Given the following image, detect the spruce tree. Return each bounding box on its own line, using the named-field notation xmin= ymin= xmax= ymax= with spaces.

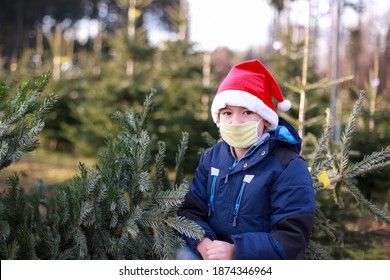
xmin=0 ymin=72 xmax=57 ymax=170
xmin=307 ymin=90 xmax=390 ymax=259
xmin=0 ymin=72 xmax=57 ymax=259
xmin=0 ymin=75 xmax=204 ymax=259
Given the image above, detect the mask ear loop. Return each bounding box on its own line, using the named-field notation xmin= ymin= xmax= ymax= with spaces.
xmin=255 ymin=118 xmax=263 ymax=139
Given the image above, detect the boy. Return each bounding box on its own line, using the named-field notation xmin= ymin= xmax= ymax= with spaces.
xmin=177 ymin=59 xmax=315 ymax=260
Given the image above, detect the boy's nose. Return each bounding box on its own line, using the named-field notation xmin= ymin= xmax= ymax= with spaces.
xmin=230 ymin=115 xmax=244 ymax=125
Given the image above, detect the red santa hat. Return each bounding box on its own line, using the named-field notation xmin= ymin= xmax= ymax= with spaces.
xmin=211 ymin=59 xmax=291 ymax=130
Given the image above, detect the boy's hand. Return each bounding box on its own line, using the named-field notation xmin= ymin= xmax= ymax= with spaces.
xmin=197 ymin=238 xmax=235 ymax=260
xmin=196 ymin=237 xmax=213 ymax=260
xmin=206 ymin=240 xmax=235 ymax=260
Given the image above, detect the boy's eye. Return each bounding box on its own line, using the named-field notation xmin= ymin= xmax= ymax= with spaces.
xmin=221 ymin=111 xmax=231 ymax=116
xmin=244 ymin=111 xmax=253 ymax=115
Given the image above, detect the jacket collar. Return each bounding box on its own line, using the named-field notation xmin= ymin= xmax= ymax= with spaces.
xmin=223 ymin=117 xmax=301 ymax=174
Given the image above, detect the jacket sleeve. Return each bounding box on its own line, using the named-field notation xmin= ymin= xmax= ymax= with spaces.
xmin=177 ymin=152 xmax=218 ymax=252
xmin=231 ymin=157 xmax=315 ymax=259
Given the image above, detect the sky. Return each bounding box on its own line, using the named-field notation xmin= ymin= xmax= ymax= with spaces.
xmin=185 ymin=0 xmax=390 ymax=52
xmin=187 ymin=0 xmax=273 ymax=51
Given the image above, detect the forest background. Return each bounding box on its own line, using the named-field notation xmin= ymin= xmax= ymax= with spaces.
xmin=0 ymin=0 xmax=389 ymax=259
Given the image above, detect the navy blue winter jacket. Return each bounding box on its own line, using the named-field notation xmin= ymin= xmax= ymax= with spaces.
xmin=178 ymin=118 xmax=315 ymax=259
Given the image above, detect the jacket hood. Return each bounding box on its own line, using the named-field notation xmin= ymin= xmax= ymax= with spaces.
xmin=268 ymin=117 xmax=302 ymax=154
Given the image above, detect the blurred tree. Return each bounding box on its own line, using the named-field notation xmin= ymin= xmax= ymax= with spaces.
xmin=0 ymin=0 xmax=100 ymax=68
xmin=149 ymin=39 xmax=215 ymax=171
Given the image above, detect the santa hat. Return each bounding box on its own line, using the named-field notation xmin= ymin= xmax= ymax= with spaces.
xmin=211 ymin=59 xmax=291 ymax=130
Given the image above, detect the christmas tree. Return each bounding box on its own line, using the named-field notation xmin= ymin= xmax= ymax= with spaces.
xmin=0 ymin=75 xmax=203 ymax=260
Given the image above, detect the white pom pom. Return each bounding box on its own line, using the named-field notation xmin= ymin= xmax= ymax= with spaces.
xmin=278 ymin=100 xmax=291 ymax=112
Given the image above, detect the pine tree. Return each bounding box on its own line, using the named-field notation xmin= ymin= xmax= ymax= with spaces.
xmin=307 ymin=90 xmax=390 ymax=259
xmin=0 ymin=72 xmax=57 ymax=259
xmin=0 ymin=76 xmax=204 ymax=259
xmin=267 ymin=4 xmax=390 ymax=258
xmin=0 ymin=72 xmax=57 ymax=170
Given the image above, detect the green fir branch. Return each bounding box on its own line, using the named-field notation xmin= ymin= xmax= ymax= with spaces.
xmin=152 ymin=141 xmax=172 ymax=192
xmin=310 ymin=109 xmax=332 ymax=170
xmin=314 ymin=208 xmax=336 ymax=241
xmin=138 ymin=89 xmax=156 ymax=131
xmin=75 ymin=227 xmax=89 ymax=259
xmin=202 ymin=131 xmax=218 ymax=147
xmin=173 ymin=131 xmax=189 ymax=188
xmin=125 ymin=206 xmax=142 ymax=239
xmin=154 ymin=188 xmax=188 ymax=210
xmin=0 ymin=73 xmax=57 ymax=170
xmin=34 ymin=93 xmax=58 ymax=116
xmin=1 ymin=240 xmax=20 ymax=260
xmin=333 ymin=182 xmax=345 ymax=209
xmin=165 ymin=216 xmax=204 ymax=241
xmin=79 ymin=200 xmax=95 ymax=227
xmin=137 ymin=171 xmax=152 ymax=192
xmin=139 ymin=210 xmax=165 ymax=228
xmin=344 ymin=147 xmax=390 ymax=179
xmin=340 ymin=91 xmax=366 ymax=173
xmin=305 ymin=241 xmax=332 ymax=260
xmin=154 ymin=223 xmax=171 ymax=259
xmin=344 ymin=181 xmax=390 ymax=224
xmin=0 ymin=81 xmax=8 ymax=111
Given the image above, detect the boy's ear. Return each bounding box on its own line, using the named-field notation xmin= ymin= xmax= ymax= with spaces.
xmin=215 ymin=113 xmax=221 ymax=127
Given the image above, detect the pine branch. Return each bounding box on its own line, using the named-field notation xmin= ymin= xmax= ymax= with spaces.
xmin=344 ymin=147 xmax=390 ymax=179
xmin=79 ymin=201 xmax=95 ymax=227
xmin=331 ymin=183 xmax=344 ymax=209
xmin=1 ymin=240 xmax=20 ymax=260
xmin=310 ymin=109 xmax=332 ymax=169
xmin=0 ymin=72 xmax=57 ymax=170
xmin=340 ymin=91 xmax=366 ymax=173
xmin=0 ymin=81 xmax=8 ymax=111
xmin=304 ymin=75 xmax=354 ymax=91
xmin=125 ymin=206 xmax=142 ymax=239
xmin=75 ymin=227 xmax=88 ymax=259
xmin=314 ymin=208 xmax=336 ymax=241
xmin=344 ymin=181 xmax=390 ymax=224
xmin=165 ymin=216 xmax=204 ymax=240
xmin=152 ymin=141 xmax=172 ymax=192
xmin=140 ymin=209 xmax=204 ymax=241
xmin=138 ymin=89 xmax=156 ymax=131
xmin=153 ymin=186 xmax=188 ymax=210
xmin=305 ymin=241 xmax=332 ymax=260
xmin=35 ymin=93 xmax=58 ymax=116
xmin=132 ymin=130 xmax=151 ymax=180
xmin=139 ymin=210 xmax=165 ymax=227
xmin=173 ymin=131 xmax=189 ymax=188
xmin=202 ymin=131 xmax=217 ymax=147
xmin=154 ymin=223 xmax=175 ymax=259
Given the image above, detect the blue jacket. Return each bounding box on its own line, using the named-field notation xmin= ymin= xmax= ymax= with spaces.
xmin=178 ymin=118 xmax=315 ymax=259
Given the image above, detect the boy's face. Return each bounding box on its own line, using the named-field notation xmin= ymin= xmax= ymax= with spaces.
xmin=218 ymin=105 xmax=268 ymax=136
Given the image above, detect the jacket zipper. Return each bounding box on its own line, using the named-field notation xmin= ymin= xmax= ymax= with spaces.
xmin=208 ymin=167 xmax=219 ymax=217
xmin=232 ymin=174 xmax=254 ymax=227
xmin=225 ymin=144 xmax=261 ymax=183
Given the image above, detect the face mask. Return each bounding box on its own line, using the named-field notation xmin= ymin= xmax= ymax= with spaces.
xmin=219 ymin=120 xmax=261 ymax=149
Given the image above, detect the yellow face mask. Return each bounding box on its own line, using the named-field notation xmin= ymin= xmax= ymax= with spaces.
xmin=219 ymin=120 xmax=261 ymax=149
